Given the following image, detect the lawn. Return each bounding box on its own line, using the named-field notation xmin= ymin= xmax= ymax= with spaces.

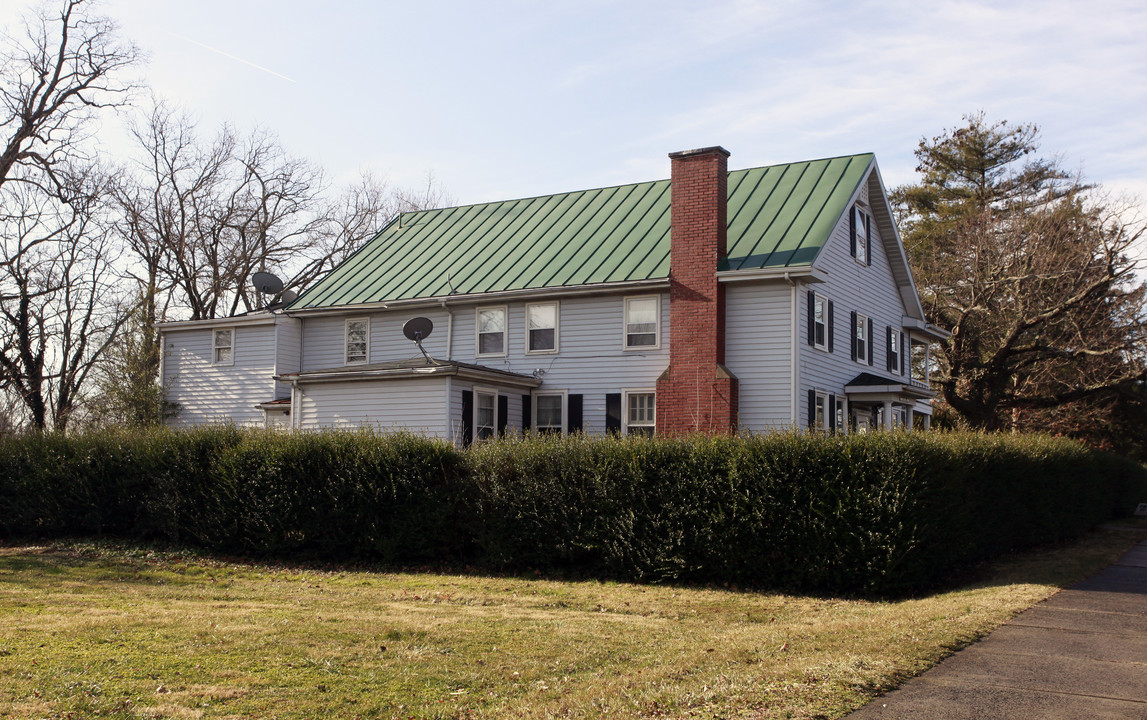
xmin=1 ymin=524 xmax=1144 ymax=720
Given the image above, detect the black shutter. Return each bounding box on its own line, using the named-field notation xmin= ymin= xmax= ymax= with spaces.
xmin=850 ymin=311 xmax=858 ymax=361
xmin=867 ymin=318 xmax=874 ymax=366
xmin=498 ymin=395 xmax=508 ymax=437
xmin=461 ymin=390 xmax=473 ymax=447
xmin=605 ymin=393 xmax=622 ymax=434
xmin=806 ymin=290 xmax=815 ymax=346
xmin=807 ymin=388 xmax=815 ymax=429
xmin=827 ymin=300 xmax=834 ymax=353
xmin=886 ymin=326 xmax=893 ymax=372
xmin=568 ymin=394 xmax=583 ymax=433
xmin=865 ymin=214 xmax=872 ymax=267
xmin=828 ymin=393 xmax=836 ymax=431
xmin=900 ymin=332 xmax=907 ymax=376
xmin=522 ymin=395 xmax=532 ymax=431
xmin=849 ymin=206 xmax=856 ymax=257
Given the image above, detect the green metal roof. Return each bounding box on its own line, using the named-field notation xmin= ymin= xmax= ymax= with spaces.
xmin=292 ymin=153 xmax=874 ymax=309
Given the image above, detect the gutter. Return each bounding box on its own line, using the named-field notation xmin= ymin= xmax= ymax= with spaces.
xmin=717 ymin=266 xmax=828 ymax=284
xmin=276 ymin=364 xmax=542 ymax=390
xmin=284 ymin=278 xmax=671 ymax=317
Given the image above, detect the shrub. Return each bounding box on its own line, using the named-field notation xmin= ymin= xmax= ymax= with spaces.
xmin=1 ymin=428 xmax=1142 ymax=595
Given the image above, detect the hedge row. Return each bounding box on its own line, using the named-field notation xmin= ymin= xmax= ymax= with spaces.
xmin=1 ymin=428 xmax=1143 ymax=595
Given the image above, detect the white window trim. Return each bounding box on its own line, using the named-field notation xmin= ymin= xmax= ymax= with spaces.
xmin=813 ymin=292 xmax=828 ymax=351
xmin=814 ymin=390 xmax=829 ymax=431
xmin=889 ymin=327 xmax=901 ymax=376
xmin=621 ymin=387 xmax=656 ymax=436
xmin=344 ymin=317 xmax=370 ymax=366
xmin=473 ymin=386 xmax=499 ymax=442
xmin=623 ymin=295 xmax=661 ymax=351
xmin=530 ymin=389 xmax=568 ymax=436
xmin=525 ymin=301 xmax=560 ymax=355
xmin=475 ymin=305 xmax=508 ymax=358
xmin=212 ymin=327 xmax=234 ymax=366
xmin=855 ymin=312 xmax=869 ymax=365
xmin=854 ymin=206 xmax=869 ymax=266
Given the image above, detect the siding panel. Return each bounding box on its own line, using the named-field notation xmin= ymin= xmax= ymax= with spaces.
xmin=162 ymin=324 xmax=276 ymax=428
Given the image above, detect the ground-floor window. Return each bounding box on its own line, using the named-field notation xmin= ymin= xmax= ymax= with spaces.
xmin=623 ymin=390 xmax=655 ymax=436
xmin=475 ymin=389 xmax=497 ymax=441
xmin=532 ymin=392 xmax=565 ymax=435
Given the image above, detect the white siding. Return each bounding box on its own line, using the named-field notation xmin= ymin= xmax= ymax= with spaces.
xmin=273 ymin=317 xmax=302 ymax=400
xmin=162 ymin=324 xmax=277 ymax=428
xmin=299 ymin=293 xmax=671 ymax=435
xmin=725 ymin=282 xmax=794 ymax=431
xmin=296 ymin=378 xmax=447 ymax=434
xmin=798 ymin=171 xmax=913 ymax=426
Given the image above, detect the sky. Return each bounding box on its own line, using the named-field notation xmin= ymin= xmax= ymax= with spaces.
xmin=3 ymin=0 xmax=1146 ymax=210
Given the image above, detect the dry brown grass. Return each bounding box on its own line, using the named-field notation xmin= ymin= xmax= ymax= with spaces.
xmin=1 ymin=526 xmax=1142 ymax=719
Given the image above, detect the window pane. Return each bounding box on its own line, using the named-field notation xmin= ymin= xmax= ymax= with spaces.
xmin=213 ymin=329 xmax=232 ymax=348
xmin=627 ymin=298 xmax=656 ymax=325
xmin=478 ymin=332 xmax=504 ymax=354
xmin=214 ymin=347 xmax=232 ymax=363
xmin=529 ymin=328 xmax=555 ymax=351
xmin=536 ymin=395 xmax=562 ymax=428
xmin=477 ymin=393 xmax=495 ymax=439
xmin=527 ymin=304 xmax=555 ymax=330
xmin=478 ymin=309 xmax=505 ymax=334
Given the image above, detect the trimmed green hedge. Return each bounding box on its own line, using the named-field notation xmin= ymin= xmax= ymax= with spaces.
xmin=1 ymin=428 xmax=1143 ymax=595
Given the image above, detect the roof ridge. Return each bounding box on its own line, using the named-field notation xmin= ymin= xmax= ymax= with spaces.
xmin=396 ymin=152 xmax=876 ymax=219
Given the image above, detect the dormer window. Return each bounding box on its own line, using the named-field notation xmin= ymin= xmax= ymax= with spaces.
xmin=852 ymin=206 xmax=871 ymax=266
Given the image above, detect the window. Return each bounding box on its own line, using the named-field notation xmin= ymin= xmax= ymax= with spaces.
xmin=888 ymin=327 xmax=900 ymax=374
xmin=813 ymin=293 xmax=828 ymax=350
xmin=476 ymin=307 xmax=507 ymax=357
xmin=526 ymin=302 xmax=558 ymax=354
xmin=624 ymin=296 xmax=659 ymax=349
xmin=345 ymin=318 xmax=369 ymax=365
xmin=814 ymin=392 xmax=828 ymax=431
xmin=475 ymin=390 xmax=497 ymax=441
xmin=852 ymin=205 xmax=871 ymax=266
xmin=835 ymin=397 xmax=847 ymax=433
xmin=854 ymin=313 xmax=869 ymax=364
xmin=532 ymin=392 xmax=565 ymax=435
xmin=212 ymin=328 xmax=233 ymax=365
xmin=623 ymin=390 xmax=656 ymax=436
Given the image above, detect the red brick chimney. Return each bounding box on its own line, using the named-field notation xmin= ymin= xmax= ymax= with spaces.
xmin=655 ymin=146 xmax=739 ymax=435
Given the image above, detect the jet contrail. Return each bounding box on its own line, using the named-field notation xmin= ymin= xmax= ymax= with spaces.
xmin=168 ymin=32 xmax=296 ymax=84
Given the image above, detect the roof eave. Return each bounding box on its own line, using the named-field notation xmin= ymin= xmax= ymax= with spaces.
xmin=716 ymin=266 xmax=829 ymax=283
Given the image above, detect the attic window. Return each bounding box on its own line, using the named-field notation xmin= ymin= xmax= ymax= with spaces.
xmin=212 ymin=328 xmax=233 ymax=365
xmin=852 ymin=206 xmax=871 ymax=266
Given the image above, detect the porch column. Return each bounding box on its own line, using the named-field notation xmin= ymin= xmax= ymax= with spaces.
xmin=924 ymin=414 xmax=931 ymax=431
xmin=906 ymin=407 xmax=914 ymax=430
xmin=883 ymin=400 xmax=894 ymax=431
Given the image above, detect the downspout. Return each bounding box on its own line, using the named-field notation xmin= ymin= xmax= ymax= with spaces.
xmin=786 ymin=272 xmax=799 ymax=427
xmin=440 ymin=298 xmax=454 ymax=361
xmin=291 ymin=378 xmax=300 ymax=430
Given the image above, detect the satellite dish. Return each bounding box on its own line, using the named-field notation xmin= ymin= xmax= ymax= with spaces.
xmin=251 ymin=271 xmax=284 ymax=295
xmin=403 ymin=317 xmax=434 ymax=342
xmin=403 ymin=317 xmax=435 ymax=365
xmin=280 ymin=289 xmax=298 ymax=303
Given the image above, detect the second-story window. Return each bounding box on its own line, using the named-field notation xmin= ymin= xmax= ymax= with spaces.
xmin=624 ymin=296 xmax=659 ymax=349
xmin=888 ymin=327 xmax=900 ymax=374
xmin=526 ymin=302 xmax=558 ymax=353
xmin=852 ymin=312 xmax=869 ymax=364
xmin=476 ymin=307 xmax=507 ymax=357
xmin=345 ymin=318 xmax=369 ymax=365
xmin=212 ymin=328 xmax=233 ymax=365
xmin=813 ymin=293 xmax=828 ymax=350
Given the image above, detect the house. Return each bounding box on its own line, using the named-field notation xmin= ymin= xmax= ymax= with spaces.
xmin=158 ymin=146 xmax=948 ymax=443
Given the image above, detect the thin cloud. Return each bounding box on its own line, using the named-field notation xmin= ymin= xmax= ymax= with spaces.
xmin=167 ymin=32 xmax=296 ymax=84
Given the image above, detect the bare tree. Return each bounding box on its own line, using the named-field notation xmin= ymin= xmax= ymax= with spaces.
xmin=0 ymin=0 xmax=137 ymax=431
